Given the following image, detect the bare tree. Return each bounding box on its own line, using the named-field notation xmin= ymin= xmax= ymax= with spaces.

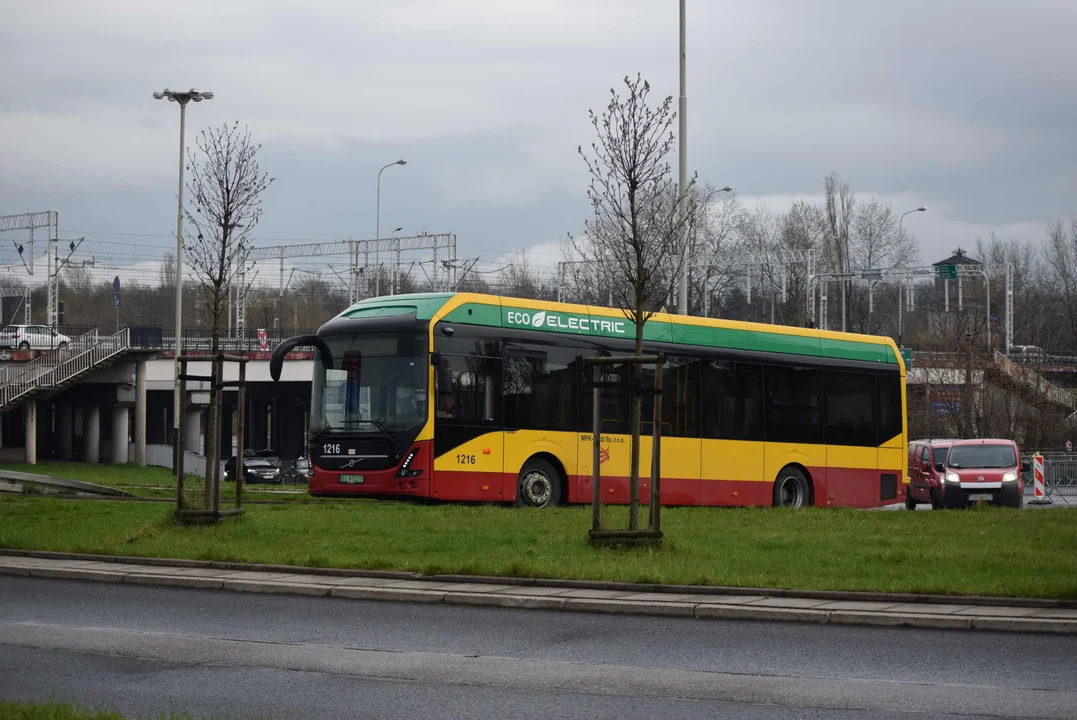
xmin=573 ymin=74 xmax=695 ymax=530
xmin=183 ymin=121 xmax=273 ymax=509
xmin=1042 ymin=218 xmax=1077 ymax=347
xmin=499 ymin=252 xmax=542 ymax=300
xmin=689 ymin=186 xmax=745 ymax=317
xmin=184 ymin=122 xmax=274 ymax=353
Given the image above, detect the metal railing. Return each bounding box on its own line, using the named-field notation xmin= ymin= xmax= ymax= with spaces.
xmin=993 ymin=351 xmax=1077 ymax=412
xmin=0 ymin=328 xmax=130 ymax=409
xmin=158 ymin=327 xmax=320 ymax=353
xmin=1020 ymin=451 xmax=1077 ymax=501
xmin=0 ymin=328 xmax=101 ymax=388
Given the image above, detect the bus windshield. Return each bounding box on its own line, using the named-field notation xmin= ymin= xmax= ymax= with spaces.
xmin=310 ymin=332 xmax=428 ymax=433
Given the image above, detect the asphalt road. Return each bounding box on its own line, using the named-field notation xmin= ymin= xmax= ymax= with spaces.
xmin=1 ymin=577 xmax=1075 ymax=719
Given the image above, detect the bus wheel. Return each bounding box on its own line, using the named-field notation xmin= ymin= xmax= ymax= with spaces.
xmin=516 ymin=458 xmax=562 ymax=509
xmin=773 ymin=467 xmax=810 ymax=508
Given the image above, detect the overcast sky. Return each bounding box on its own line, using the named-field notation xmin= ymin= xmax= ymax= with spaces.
xmin=2 ymin=0 xmax=1075 ymax=282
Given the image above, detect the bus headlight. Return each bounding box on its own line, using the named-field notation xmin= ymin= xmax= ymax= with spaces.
xmin=396 ymin=448 xmax=422 ymax=478
xmin=946 ymin=472 xmax=961 ymax=483
xmin=1002 ymin=471 xmax=1017 ymax=482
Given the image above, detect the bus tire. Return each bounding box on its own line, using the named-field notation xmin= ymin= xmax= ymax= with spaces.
xmin=516 ymin=457 xmax=562 ymax=509
xmin=773 ymin=467 xmax=811 ymax=508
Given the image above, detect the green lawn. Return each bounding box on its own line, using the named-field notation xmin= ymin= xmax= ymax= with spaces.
xmin=2 ymin=495 xmax=1076 ymax=599
xmin=0 ymin=462 xmax=310 ymax=502
xmin=0 ymin=699 xmax=208 ymax=720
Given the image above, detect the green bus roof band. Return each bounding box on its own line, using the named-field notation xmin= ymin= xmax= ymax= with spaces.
xmin=671 ymin=323 xmax=752 ymax=350
xmin=441 ymin=302 xmax=503 ymax=326
xmin=750 ymin=331 xmax=821 ymax=357
xmin=343 ymin=305 xmax=418 ymax=319
xmin=343 ymin=293 xmax=453 ymax=321
xmin=819 ymin=337 xmax=891 ymax=363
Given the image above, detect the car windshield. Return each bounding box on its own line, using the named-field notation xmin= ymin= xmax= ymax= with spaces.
xmin=310 ymin=332 xmax=428 ymax=433
xmin=948 ymin=444 xmax=1016 ymax=469
xmin=244 ymin=459 xmax=273 ymax=468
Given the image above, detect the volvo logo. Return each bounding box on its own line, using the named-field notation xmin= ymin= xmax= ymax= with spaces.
xmin=343 ymin=459 xmax=361 ymax=469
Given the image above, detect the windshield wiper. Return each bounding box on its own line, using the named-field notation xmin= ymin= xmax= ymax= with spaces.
xmin=334 ymin=419 xmax=397 ymax=444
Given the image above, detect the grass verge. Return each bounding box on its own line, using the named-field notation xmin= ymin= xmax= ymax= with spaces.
xmin=0 ymin=699 xmax=218 ymax=719
xmin=2 ymin=495 xmax=1076 ymax=599
xmin=0 ymin=462 xmax=311 ymax=502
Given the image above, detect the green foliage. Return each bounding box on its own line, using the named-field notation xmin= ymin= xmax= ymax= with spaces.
xmin=2 ymin=496 xmax=1075 ymax=599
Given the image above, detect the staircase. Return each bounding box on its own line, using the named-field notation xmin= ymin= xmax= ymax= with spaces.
xmin=0 ymin=328 xmax=131 ymax=413
xmin=988 ymin=350 xmax=1077 ymax=419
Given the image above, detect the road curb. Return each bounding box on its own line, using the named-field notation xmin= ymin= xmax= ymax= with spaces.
xmin=4 ymin=562 xmax=1076 ymax=635
xmin=2 ymin=548 xmax=1071 ymax=610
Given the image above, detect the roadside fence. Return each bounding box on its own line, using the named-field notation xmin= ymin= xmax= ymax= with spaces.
xmin=1020 ymin=451 xmax=1077 ymax=502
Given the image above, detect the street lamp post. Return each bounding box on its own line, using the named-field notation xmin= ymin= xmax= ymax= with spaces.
xmin=153 ymin=87 xmax=212 ymax=468
xmin=676 ymin=0 xmax=689 ymax=315
xmin=896 ymin=206 xmax=926 ymax=346
xmin=375 ymin=159 xmax=407 ymax=297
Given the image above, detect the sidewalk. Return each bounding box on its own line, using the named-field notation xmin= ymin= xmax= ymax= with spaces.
xmin=2 ymin=550 xmax=1075 ymax=634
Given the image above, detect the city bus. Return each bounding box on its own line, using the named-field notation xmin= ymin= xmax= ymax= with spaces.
xmin=270 ymin=292 xmax=908 ymax=509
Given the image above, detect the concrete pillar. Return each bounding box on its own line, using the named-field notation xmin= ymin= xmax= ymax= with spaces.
xmin=134 ymin=360 xmax=147 ymax=466
xmin=23 ymin=399 xmax=37 ymax=465
xmin=184 ymin=408 xmax=201 ymax=455
xmin=85 ymin=406 xmax=100 ymax=463
xmin=58 ymin=405 xmax=74 ymax=460
xmin=111 ymin=407 xmax=129 ymax=465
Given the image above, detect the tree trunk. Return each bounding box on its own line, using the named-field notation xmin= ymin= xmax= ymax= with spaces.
xmin=629 ymin=307 xmax=644 ymax=531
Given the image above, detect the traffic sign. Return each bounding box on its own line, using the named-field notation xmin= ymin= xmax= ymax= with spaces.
xmin=113 ymin=292 xmax=121 ymax=307
xmin=936 ymin=265 xmax=957 ymax=280
xmin=113 ymin=276 xmax=121 ymax=292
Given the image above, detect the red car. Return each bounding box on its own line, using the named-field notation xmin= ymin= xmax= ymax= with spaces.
xmin=907 ymin=439 xmax=954 ymax=509
xmin=909 ymin=438 xmax=1026 ymax=509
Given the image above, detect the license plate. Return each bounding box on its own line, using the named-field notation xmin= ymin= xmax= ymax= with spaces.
xmin=340 ymin=474 xmax=365 ymax=485
xmin=968 ymin=492 xmax=993 ymax=501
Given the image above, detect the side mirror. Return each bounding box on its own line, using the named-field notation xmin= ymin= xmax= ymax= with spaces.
xmin=1021 ymin=461 xmax=1031 ymax=473
xmin=935 ymin=463 xmax=945 ymax=473
xmin=270 ymin=334 xmax=332 ymax=382
xmin=920 ymin=462 xmax=930 ymax=473
xmin=430 ymin=351 xmax=442 ymax=367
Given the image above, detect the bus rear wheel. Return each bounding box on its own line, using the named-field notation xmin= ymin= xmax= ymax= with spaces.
xmin=773 ymin=467 xmax=811 ymax=508
xmin=516 ymin=458 xmax=562 ymax=509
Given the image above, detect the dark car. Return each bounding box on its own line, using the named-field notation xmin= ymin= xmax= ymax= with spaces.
xmin=283 ymin=457 xmax=310 ymax=485
xmin=248 ymin=448 xmax=281 ymax=469
xmin=224 ymin=456 xmax=282 ymax=484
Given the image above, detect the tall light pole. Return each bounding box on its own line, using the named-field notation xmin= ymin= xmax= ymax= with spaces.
xmin=896 ymin=206 xmax=926 ymax=346
xmin=676 ymin=0 xmax=690 ymax=315
xmin=375 ymin=159 xmax=407 ymax=297
xmin=153 ymin=87 xmax=212 ymax=466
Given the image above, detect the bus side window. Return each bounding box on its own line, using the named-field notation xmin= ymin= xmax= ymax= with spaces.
xmin=437 ymin=353 xmax=501 ymax=425
xmin=877 ymin=374 xmax=902 ymax=444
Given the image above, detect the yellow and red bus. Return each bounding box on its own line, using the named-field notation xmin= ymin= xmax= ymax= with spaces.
xmin=271 ymin=292 xmax=908 ymax=509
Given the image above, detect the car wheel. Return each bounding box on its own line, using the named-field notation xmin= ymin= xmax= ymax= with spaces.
xmin=930 ymin=488 xmax=942 ymax=509
xmin=905 ymin=491 xmax=917 ymax=510
xmin=773 ymin=467 xmax=811 ymax=508
xmin=18 ymin=341 xmax=29 ymax=350
xmin=516 ymin=457 xmax=562 ymax=508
